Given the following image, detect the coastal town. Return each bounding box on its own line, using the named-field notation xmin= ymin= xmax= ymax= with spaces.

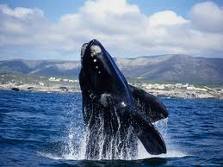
xmin=131 ymin=81 xmax=223 ymax=99
xmin=1 ymin=73 xmax=223 ymax=99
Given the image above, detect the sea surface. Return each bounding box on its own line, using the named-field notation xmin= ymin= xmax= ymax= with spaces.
xmin=0 ymin=90 xmax=222 ymax=167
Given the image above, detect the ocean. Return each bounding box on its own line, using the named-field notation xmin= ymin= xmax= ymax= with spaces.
xmin=0 ymin=90 xmax=222 ymax=166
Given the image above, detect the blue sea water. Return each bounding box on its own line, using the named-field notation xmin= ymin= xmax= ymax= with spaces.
xmin=0 ymin=90 xmax=222 ymax=167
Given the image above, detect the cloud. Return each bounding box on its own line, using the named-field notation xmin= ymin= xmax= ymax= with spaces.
xmin=0 ymin=4 xmax=43 ymax=18
xmin=148 ymin=10 xmax=189 ymax=27
xmin=190 ymin=1 xmax=223 ymax=33
xmin=0 ymin=0 xmax=223 ymax=60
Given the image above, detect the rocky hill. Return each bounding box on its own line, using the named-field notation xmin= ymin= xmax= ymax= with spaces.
xmin=1 ymin=54 xmax=223 ymax=84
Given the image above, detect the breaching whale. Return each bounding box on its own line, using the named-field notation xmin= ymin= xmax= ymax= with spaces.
xmin=79 ymin=39 xmax=168 ymax=159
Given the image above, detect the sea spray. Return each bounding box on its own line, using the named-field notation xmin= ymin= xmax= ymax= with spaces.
xmin=154 ymin=118 xmax=168 ymax=139
xmin=81 ymin=106 xmax=138 ymax=160
xmin=62 ymin=107 xmax=171 ymax=160
xmin=39 ymin=99 xmax=188 ymax=160
xmin=62 ymin=95 xmax=86 ymax=160
xmin=61 ymin=96 xmax=171 ymax=160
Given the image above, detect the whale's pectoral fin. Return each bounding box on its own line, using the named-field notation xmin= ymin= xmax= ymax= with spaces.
xmin=131 ymin=112 xmax=167 ymax=154
xmin=129 ymin=84 xmax=168 ymax=123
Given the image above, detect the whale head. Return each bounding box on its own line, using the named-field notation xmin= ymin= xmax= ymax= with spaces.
xmin=79 ymin=39 xmax=132 ymax=104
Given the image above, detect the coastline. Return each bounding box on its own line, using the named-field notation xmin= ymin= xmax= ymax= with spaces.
xmin=1 ymin=82 xmax=222 ymax=99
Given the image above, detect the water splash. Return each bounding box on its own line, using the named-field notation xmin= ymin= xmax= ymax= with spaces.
xmin=58 ymin=95 xmax=86 ymax=160
xmin=154 ymin=118 xmax=168 ymax=139
xmin=39 ymin=115 xmax=187 ymax=161
xmin=38 ymin=96 xmax=186 ymax=161
xmin=80 ymin=107 xmax=138 ymax=160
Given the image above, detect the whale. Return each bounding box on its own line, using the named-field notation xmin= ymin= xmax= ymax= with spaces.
xmin=79 ymin=39 xmax=168 ymax=159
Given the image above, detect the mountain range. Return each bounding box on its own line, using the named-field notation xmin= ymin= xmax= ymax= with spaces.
xmin=0 ymin=54 xmax=223 ymax=84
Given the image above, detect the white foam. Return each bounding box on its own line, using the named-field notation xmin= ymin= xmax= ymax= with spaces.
xmin=39 ymin=147 xmax=187 ymax=161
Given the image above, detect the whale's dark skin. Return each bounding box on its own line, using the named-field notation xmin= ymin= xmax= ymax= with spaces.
xmin=79 ymin=39 xmax=168 ymax=159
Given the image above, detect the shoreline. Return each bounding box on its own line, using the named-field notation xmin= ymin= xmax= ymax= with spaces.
xmin=1 ymin=83 xmax=222 ymax=99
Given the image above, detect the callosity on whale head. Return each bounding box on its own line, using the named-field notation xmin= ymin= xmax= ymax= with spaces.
xmin=79 ymin=39 xmax=168 ymax=159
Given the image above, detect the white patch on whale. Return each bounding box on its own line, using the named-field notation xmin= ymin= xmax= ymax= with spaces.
xmin=99 ymin=93 xmax=112 ymax=107
xmin=120 ymin=101 xmax=127 ymax=107
xmin=90 ymin=45 xmax=102 ymax=57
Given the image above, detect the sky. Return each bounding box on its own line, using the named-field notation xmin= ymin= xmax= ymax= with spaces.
xmin=0 ymin=0 xmax=223 ymax=60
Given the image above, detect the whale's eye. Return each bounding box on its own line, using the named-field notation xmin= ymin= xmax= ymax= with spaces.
xmin=90 ymin=45 xmax=101 ymax=57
